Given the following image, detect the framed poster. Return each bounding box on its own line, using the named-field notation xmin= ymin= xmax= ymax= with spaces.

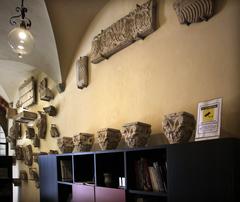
xmin=195 ymin=98 xmax=222 ymax=141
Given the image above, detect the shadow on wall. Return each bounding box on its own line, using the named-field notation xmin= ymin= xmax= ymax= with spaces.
xmin=214 ymin=0 xmax=228 ymax=15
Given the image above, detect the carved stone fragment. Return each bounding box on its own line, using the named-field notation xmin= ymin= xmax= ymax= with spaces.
xmin=10 ymin=121 xmax=21 ymax=139
xmin=25 ymin=127 xmax=35 ymax=139
xmin=29 ymin=168 xmax=40 ymax=188
xmin=57 ymin=137 xmax=74 ymax=153
xmin=18 ymin=77 xmax=36 ymax=108
xmin=162 ymin=112 xmax=195 ymax=144
xmin=43 ymin=106 xmax=57 ymax=116
xmin=50 ymin=124 xmax=60 ymax=138
xmin=56 ymin=83 xmax=65 ymax=93
xmin=173 ymin=0 xmax=214 ymax=25
xmin=76 ymin=56 xmax=88 ymax=89
xmin=122 ymin=122 xmax=151 ymax=148
xmin=36 ymin=112 xmax=47 ymax=139
xmin=73 ymin=133 xmax=94 ymax=152
xmin=49 ymin=150 xmax=58 ymax=154
xmin=90 ymin=0 xmax=157 ymax=64
xmin=15 ymin=111 xmax=38 ymax=123
xmin=33 ymin=152 xmax=48 ymax=163
xmin=15 ymin=145 xmax=24 ymax=160
xmin=97 ymin=128 xmax=121 ymax=150
xmin=20 ymin=170 xmax=28 ymax=181
xmin=6 ymin=107 xmax=17 ymax=119
xmin=39 ymin=78 xmax=54 ymax=101
xmin=23 ymin=145 xmax=33 ymax=166
xmin=33 ymin=135 xmax=40 ymax=148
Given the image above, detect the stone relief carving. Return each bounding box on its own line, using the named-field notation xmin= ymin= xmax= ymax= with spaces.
xmin=10 ymin=121 xmax=21 ymax=139
xmin=33 ymin=135 xmax=40 ymax=148
xmin=25 ymin=127 xmax=35 ymax=139
xmin=57 ymin=137 xmax=74 ymax=153
xmin=29 ymin=168 xmax=40 ymax=188
xmin=50 ymin=124 xmax=60 ymax=138
xmin=18 ymin=77 xmax=36 ymax=108
xmin=162 ymin=112 xmax=195 ymax=144
xmin=73 ymin=133 xmax=94 ymax=152
xmin=76 ymin=56 xmax=88 ymax=89
xmin=97 ymin=128 xmax=121 ymax=150
xmin=20 ymin=170 xmax=28 ymax=181
xmin=90 ymin=0 xmax=157 ymax=64
xmin=36 ymin=112 xmax=47 ymax=139
xmin=33 ymin=152 xmax=48 ymax=163
xmin=15 ymin=145 xmax=24 ymax=160
xmin=173 ymin=0 xmax=214 ymax=25
xmin=49 ymin=150 xmax=58 ymax=154
xmin=39 ymin=78 xmax=54 ymax=101
xmin=122 ymin=122 xmax=151 ymax=148
xmin=15 ymin=111 xmax=38 ymax=123
xmin=43 ymin=105 xmax=57 ymax=116
xmin=23 ymin=145 xmax=33 ymax=166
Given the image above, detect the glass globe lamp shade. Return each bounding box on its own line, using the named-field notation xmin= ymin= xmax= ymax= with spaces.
xmin=8 ymin=27 xmax=34 ymax=55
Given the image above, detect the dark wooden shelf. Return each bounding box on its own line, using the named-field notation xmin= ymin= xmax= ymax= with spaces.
xmin=128 ymin=189 xmax=167 ymax=197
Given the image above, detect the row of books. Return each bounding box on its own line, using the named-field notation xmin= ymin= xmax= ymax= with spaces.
xmin=135 ymin=158 xmax=167 ymax=192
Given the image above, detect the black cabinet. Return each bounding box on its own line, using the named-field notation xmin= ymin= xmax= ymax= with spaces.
xmin=39 ymin=138 xmax=240 ymax=202
xmin=39 ymin=154 xmax=58 ymax=202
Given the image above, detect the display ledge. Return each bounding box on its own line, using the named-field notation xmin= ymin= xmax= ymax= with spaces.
xmin=57 ymin=181 xmax=73 ymax=186
xmin=128 ymin=189 xmax=167 ymax=197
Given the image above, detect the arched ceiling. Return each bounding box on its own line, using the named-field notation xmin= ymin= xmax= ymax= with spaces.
xmin=0 ymin=0 xmax=109 ymax=102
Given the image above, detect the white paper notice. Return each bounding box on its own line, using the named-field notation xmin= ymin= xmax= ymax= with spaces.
xmin=195 ymin=98 xmax=222 ymax=141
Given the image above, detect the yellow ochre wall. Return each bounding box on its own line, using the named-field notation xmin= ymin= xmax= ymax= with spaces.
xmin=13 ymin=0 xmax=240 ymax=201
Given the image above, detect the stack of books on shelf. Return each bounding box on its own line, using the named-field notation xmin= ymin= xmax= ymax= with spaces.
xmin=135 ymin=158 xmax=167 ymax=192
xmin=60 ymin=160 xmax=72 ymax=182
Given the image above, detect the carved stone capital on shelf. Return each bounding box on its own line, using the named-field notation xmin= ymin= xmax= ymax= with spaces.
xmin=97 ymin=128 xmax=121 ymax=150
xmin=90 ymin=0 xmax=157 ymax=64
xmin=23 ymin=145 xmax=33 ymax=166
xmin=173 ymin=0 xmax=214 ymax=25
xmin=33 ymin=135 xmax=40 ymax=148
xmin=43 ymin=106 xmax=57 ymax=116
xmin=39 ymin=78 xmax=54 ymax=101
xmin=36 ymin=112 xmax=47 ymax=139
xmin=15 ymin=111 xmax=38 ymax=123
xmin=162 ymin=112 xmax=196 ymax=144
xmin=15 ymin=145 xmax=24 ymax=160
xmin=25 ymin=127 xmax=35 ymax=139
xmin=50 ymin=124 xmax=60 ymax=138
xmin=20 ymin=170 xmax=28 ymax=181
xmin=76 ymin=56 xmax=88 ymax=89
xmin=73 ymin=133 xmax=94 ymax=152
xmin=49 ymin=150 xmax=58 ymax=154
xmin=122 ymin=122 xmax=151 ymax=148
xmin=57 ymin=137 xmax=74 ymax=153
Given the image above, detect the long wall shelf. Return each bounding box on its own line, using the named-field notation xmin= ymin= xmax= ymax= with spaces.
xmin=39 ymin=138 xmax=240 ymax=202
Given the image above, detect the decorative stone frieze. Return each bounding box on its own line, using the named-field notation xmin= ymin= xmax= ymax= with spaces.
xmin=173 ymin=0 xmax=214 ymax=25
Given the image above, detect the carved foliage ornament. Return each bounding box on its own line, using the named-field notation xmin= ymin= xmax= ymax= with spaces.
xmin=57 ymin=137 xmax=74 ymax=153
xmin=39 ymin=78 xmax=54 ymax=101
xmin=73 ymin=133 xmax=94 ymax=152
xmin=76 ymin=56 xmax=88 ymax=89
xmin=97 ymin=128 xmax=121 ymax=150
xmin=173 ymin=0 xmax=214 ymax=25
xmin=90 ymin=0 xmax=157 ymax=64
xmin=162 ymin=112 xmax=195 ymax=144
xmin=36 ymin=112 xmax=47 ymax=139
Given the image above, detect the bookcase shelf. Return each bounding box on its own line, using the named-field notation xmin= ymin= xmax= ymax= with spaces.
xmin=39 ymin=138 xmax=240 ymax=202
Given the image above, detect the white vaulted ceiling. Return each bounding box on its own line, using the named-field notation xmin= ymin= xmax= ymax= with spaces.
xmin=0 ymin=0 xmax=109 ymax=102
